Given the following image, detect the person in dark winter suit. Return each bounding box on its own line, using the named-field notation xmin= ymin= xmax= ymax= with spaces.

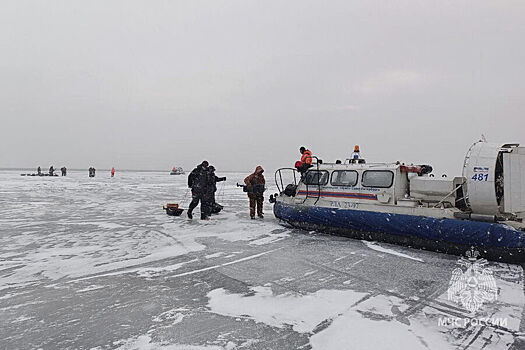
xmin=206 ymin=165 xmax=226 ymax=214
xmin=187 ymin=161 xmax=212 ymax=220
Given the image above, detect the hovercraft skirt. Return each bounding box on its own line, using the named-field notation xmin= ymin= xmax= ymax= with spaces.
xmin=273 ymin=201 xmax=525 ymax=263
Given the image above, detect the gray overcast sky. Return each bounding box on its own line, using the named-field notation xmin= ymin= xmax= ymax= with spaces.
xmin=1 ymin=0 xmax=524 ymax=174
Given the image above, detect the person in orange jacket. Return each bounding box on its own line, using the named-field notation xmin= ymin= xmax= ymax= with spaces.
xmin=300 ymin=147 xmax=312 ymax=164
xmin=244 ymin=166 xmax=265 ymax=219
xmin=296 ymin=146 xmax=313 ymax=173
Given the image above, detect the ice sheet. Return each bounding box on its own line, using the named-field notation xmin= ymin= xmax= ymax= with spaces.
xmin=1 ymin=170 xmax=523 ymax=349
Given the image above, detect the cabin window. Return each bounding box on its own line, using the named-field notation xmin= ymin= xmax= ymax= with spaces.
xmin=330 ymin=170 xmax=358 ymax=186
xmin=362 ymin=170 xmax=394 ymax=188
xmin=304 ymin=170 xmax=329 ymax=186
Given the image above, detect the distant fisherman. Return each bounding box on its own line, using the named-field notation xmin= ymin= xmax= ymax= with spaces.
xmin=244 ymin=166 xmax=265 ymax=219
xmin=111 ymin=167 xmax=115 ymax=177
xmin=37 ymin=166 xmax=41 ymax=175
xmin=61 ymin=167 xmax=67 ymax=176
xmin=49 ymin=166 xmax=55 ymax=176
xmin=187 ymin=161 xmax=212 ymax=220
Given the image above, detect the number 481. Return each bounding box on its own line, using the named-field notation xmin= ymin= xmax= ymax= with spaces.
xmin=472 ymin=173 xmax=489 ymax=181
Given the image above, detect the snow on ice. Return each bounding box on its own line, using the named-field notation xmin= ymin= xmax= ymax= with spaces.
xmin=0 ymin=170 xmax=524 ymax=349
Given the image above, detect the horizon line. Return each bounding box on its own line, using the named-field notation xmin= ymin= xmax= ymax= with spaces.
xmin=0 ymin=167 xmax=257 ymax=173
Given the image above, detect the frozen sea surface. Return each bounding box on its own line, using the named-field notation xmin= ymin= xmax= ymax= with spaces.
xmin=1 ymin=170 xmax=524 ymax=349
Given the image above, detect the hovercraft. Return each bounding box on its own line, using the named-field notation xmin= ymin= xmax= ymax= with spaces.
xmin=170 ymin=167 xmax=185 ymax=175
xmin=271 ymin=141 xmax=525 ymax=263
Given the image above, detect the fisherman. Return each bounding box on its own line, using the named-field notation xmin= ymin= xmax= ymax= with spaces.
xmin=111 ymin=167 xmax=115 ymax=177
xmin=244 ymin=166 xmax=265 ymax=219
xmin=207 ymin=165 xmax=226 ymax=214
xmin=187 ymin=161 xmax=212 ymax=220
xmin=61 ymin=167 xmax=67 ymax=176
xmin=49 ymin=166 xmax=55 ymax=176
xmin=295 ymin=146 xmax=313 ymax=174
xmin=37 ymin=166 xmax=41 ymax=175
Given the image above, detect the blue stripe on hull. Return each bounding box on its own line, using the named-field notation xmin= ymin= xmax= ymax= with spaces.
xmin=273 ymin=201 xmax=525 ymax=249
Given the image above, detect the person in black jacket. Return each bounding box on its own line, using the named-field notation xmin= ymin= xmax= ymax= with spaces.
xmin=187 ymin=161 xmax=212 ymax=220
xmin=206 ymin=166 xmax=226 ymax=214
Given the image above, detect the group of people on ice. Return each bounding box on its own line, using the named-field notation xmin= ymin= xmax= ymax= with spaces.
xmin=88 ymin=167 xmax=115 ymax=177
xmin=36 ymin=166 xmax=65 ymax=176
xmin=187 ymin=146 xmax=313 ymax=220
xmin=187 ymin=161 xmax=227 ymax=220
xmin=187 ymin=160 xmax=265 ymax=221
xmin=34 ymin=166 xmax=116 ymax=177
